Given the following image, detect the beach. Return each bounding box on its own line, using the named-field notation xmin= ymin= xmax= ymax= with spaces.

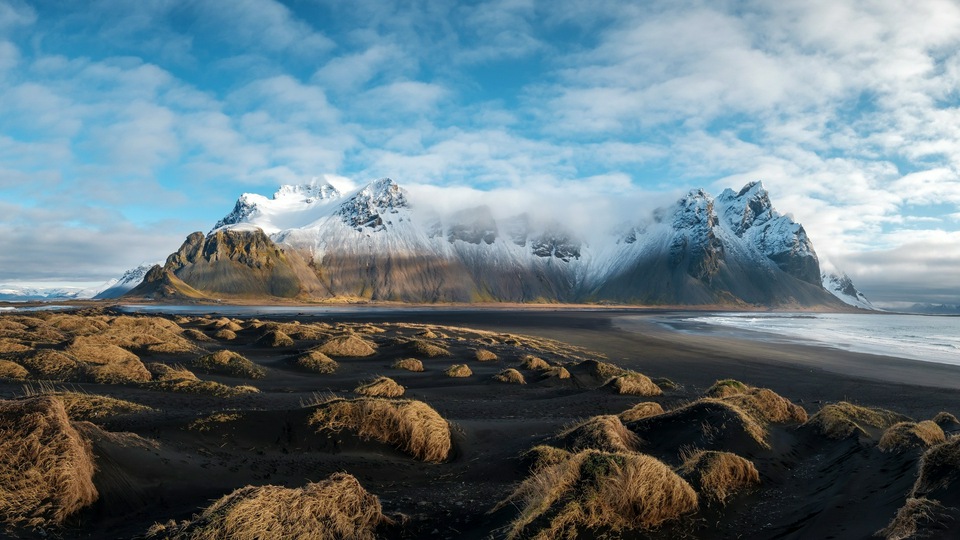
xmin=0 ymin=307 xmax=957 ymax=539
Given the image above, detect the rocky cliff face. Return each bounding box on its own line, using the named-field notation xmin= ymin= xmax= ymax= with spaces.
xmin=130 ymin=177 xmax=849 ymax=306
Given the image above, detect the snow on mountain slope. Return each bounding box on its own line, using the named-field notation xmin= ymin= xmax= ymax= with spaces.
xmin=822 ymin=271 xmax=876 ymax=310
xmin=175 ymin=176 xmax=849 ymax=306
xmin=0 ymin=286 xmax=89 ymax=301
xmin=94 ymin=263 xmax=158 ymax=299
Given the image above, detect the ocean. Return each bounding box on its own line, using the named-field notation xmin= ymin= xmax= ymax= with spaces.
xmin=666 ymin=312 xmax=960 ymax=366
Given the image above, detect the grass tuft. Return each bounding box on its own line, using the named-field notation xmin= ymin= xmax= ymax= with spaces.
xmin=494 ymin=449 xmax=697 ymax=539
xmin=445 ymin=364 xmax=472 ymax=378
xmin=805 ymin=401 xmax=910 ymax=440
xmin=555 ymin=415 xmax=642 ymax=453
xmin=355 ymin=376 xmax=405 ymax=398
xmin=195 ymin=350 xmax=266 ymax=379
xmin=609 ymin=372 xmax=663 ymax=396
xmin=309 ymin=397 xmax=452 ymax=462
xmin=493 ymin=368 xmax=526 ymax=384
xmin=391 ymin=358 xmax=424 ymax=372
xmin=317 ymin=335 xmax=377 ymax=357
xmin=145 ymin=473 xmax=386 ymax=540
xmin=0 ymin=396 xmax=98 ymax=530
xmin=879 ymin=421 xmax=946 ymax=453
xmin=618 ymin=402 xmax=665 ymax=423
xmin=677 ymin=450 xmax=760 ymax=504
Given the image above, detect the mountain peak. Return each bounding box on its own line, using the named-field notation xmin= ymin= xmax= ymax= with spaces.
xmin=335 ymin=178 xmax=409 ymax=232
xmin=273 ymin=177 xmax=341 ymax=202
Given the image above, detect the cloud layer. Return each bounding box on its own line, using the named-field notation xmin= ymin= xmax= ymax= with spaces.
xmin=1 ymin=0 xmax=958 ymax=302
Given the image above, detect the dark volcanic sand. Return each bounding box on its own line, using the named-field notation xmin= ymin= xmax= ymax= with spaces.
xmin=1 ymin=308 xmax=958 ymax=539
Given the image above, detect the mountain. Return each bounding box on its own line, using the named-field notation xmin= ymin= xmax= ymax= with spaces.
xmin=93 ymin=263 xmax=158 ymax=299
xmin=0 ymin=286 xmax=88 ymax=302
xmin=127 ymin=178 xmax=849 ymax=307
xmin=821 ymin=272 xmax=876 ymax=310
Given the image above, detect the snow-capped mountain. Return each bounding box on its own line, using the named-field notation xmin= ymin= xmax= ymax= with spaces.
xmin=0 ymin=286 xmax=89 ymax=301
xmin=94 ymin=263 xmax=158 ymax=299
xmin=822 ymin=272 xmax=876 ymax=310
xmin=132 ymin=177 xmax=849 ymax=307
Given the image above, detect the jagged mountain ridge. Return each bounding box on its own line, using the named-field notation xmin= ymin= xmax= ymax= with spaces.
xmin=822 ymin=272 xmax=875 ymax=310
xmin=131 ymin=178 xmax=848 ymax=306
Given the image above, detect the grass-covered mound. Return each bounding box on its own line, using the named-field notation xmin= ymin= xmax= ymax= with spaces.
xmin=317 ymin=335 xmax=377 ymax=357
xmin=618 ymin=402 xmax=665 ymax=423
xmin=0 ymin=396 xmax=98 ymax=531
xmin=145 ymin=473 xmax=386 ymax=540
xmin=254 ymin=330 xmax=295 ymax=348
xmin=24 ymin=390 xmax=153 ymax=422
xmin=677 ymin=450 xmax=760 ymax=504
xmin=474 ymin=349 xmax=498 ymax=361
xmin=805 ymin=401 xmax=910 ymax=440
xmin=290 ymin=350 xmax=339 ymax=374
xmin=608 ymin=372 xmax=662 ymax=396
xmin=520 ymin=355 xmax=550 ymax=371
xmin=391 ymin=358 xmax=424 ymax=372
xmin=445 ymin=364 xmax=472 ymax=378
xmin=408 ymin=339 xmax=450 ymax=358
xmin=628 ymin=399 xmax=770 ymax=451
xmin=355 ymin=376 xmax=405 ymax=398
xmin=493 ymin=368 xmax=526 ymax=384
xmin=146 ymin=363 xmax=259 ymax=397
xmin=0 ymin=359 xmax=28 ymax=379
xmin=555 ymin=415 xmax=642 ymax=453
xmin=494 ymin=450 xmax=698 ymax=539
xmin=195 ymin=350 xmax=266 ymax=379
xmin=66 ymin=336 xmax=152 ymax=384
xmin=878 ymin=421 xmax=946 ymax=453
xmin=309 ymin=397 xmax=452 ymax=463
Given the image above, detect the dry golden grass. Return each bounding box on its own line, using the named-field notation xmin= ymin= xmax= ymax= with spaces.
xmin=182 ymin=329 xmax=213 ymax=342
xmin=879 ymin=421 xmax=946 ymax=453
xmin=100 ymin=315 xmax=197 ymax=354
xmin=674 ymin=400 xmax=771 ymax=449
xmin=210 ymin=318 xmax=243 ymax=332
xmin=719 ymin=388 xmax=808 ymax=424
xmin=521 ymin=355 xmax=550 ymax=371
xmin=677 ymin=450 xmax=760 ymax=504
xmin=0 ymin=338 xmax=30 ymax=354
xmin=705 ymin=379 xmax=749 ymax=398
xmin=43 ymin=314 xmax=108 ymax=336
xmin=309 ymin=397 xmax=452 ymax=462
xmin=878 ymin=497 xmax=951 ymax=540
xmin=609 ymin=372 xmax=663 ymax=396
xmin=188 ymin=412 xmax=243 ymax=432
xmin=213 ymin=329 xmax=237 ymax=341
xmin=146 ymin=473 xmax=385 ymax=540
xmin=805 ymin=401 xmax=910 ymax=440
xmin=0 ymin=359 xmax=28 ymax=379
xmin=391 ymin=358 xmax=424 ymax=372
xmin=475 ymin=349 xmax=498 ymax=362
xmin=555 ymin=415 xmax=642 ymax=453
xmin=0 ymin=396 xmax=98 ymax=530
xmin=66 ymin=336 xmax=152 ymax=384
xmin=408 ymin=339 xmax=450 ymax=358
xmin=543 ymin=366 xmax=571 ymax=380
xmin=317 ymin=335 xmax=377 ymax=357
xmin=494 ymin=368 xmax=526 ymax=384
xmin=495 ymin=450 xmax=698 ymax=539
xmin=417 ymin=329 xmax=438 ymax=339
xmin=619 ymin=402 xmax=665 ymax=423
xmin=72 ymin=421 xmax=160 ymax=451
xmin=23 ymin=390 xmax=152 ymax=422
xmin=195 ymin=350 xmax=266 ymax=379
xmin=523 ymin=445 xmax=572 ymax=472
xmin=291 ymin=350 xmax=339 ymax=374
xmin=354 ymin=324 xmax=386 ymax=334
xmin=255 ymin=330 xmax=295 ymax=348
xmin=933 ymin=411 xmax=959 ymax=427
xmin=146 ymin=363 xmax=259 ymax=398
xmin=355 ymin=376 xmax=405 ymax=398
xmin=911 ymin=436 xmax=960 ymax=498
xmin=445 ymin=364 xmax=473 ymax=378
xmin=17 ymin=349 xmax=81 ymax=380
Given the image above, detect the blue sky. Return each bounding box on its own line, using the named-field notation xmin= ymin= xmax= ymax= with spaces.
xmin=1 ymin=0 xmax=960 ymax=304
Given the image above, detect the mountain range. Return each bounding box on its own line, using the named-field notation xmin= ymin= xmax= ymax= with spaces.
xmin=122 ymin=177 xmax=871 ymax=308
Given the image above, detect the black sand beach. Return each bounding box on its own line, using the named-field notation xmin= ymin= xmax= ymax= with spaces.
xmin=1 ymin=307 xmax=958 ymax=539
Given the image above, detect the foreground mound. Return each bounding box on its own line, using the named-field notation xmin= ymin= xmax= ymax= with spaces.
xmin=805 ymin=401 xmax=910 ymax=440
xmin=628 ymin=399 xmax=770 ymax=453
xmin=355 ymin=376 xmax=405 ymax=398
xmin=878 ymin=421 xmax=945 ymax=453
xmin=309 ymin=397 xmax=452 ymax=462
xmin=678 ymin=450 xmax=759 ymax=504
xmin=554 ymin=415 xmax=641 ymax=453
xmin=146 ymin=473 xmax=385 ymax=540
xmin=495 ymin=450 xmax=697 ymax=539
xmin=0 ymin=396 xmax=98 ymax=530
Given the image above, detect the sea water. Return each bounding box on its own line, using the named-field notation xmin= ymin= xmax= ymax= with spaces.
xmin=674 ymin=312 xmax=960 ymax=366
